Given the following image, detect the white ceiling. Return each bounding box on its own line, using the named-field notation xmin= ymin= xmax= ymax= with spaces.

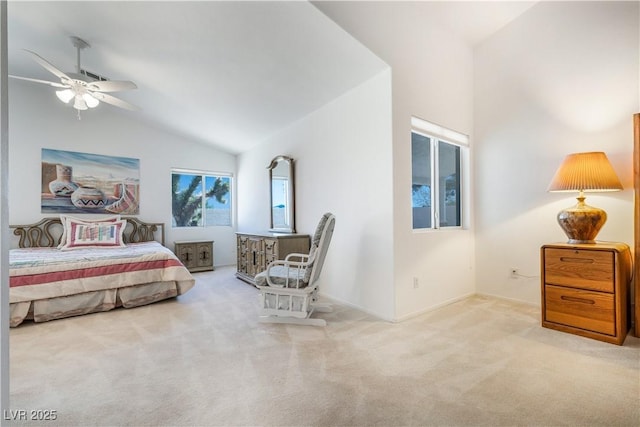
xmin=414 ymin=1 xmax=537 ymax=47
xmin=7 ymin=1 xmax=536 ymax=155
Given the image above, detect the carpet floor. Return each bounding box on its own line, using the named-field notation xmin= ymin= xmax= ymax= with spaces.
xmin=9 ymin=266 xmax=640 ymax=426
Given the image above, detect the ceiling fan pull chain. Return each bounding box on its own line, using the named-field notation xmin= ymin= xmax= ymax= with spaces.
xmin=76 ymin=109 xmax=82 ymax=120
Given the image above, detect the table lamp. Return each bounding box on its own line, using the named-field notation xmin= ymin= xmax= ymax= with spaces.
xmin=547 ymin=151 xmax=623 ymax=244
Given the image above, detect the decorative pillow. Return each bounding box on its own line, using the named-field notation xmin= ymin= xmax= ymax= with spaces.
xmin=60 ymin=219 xmax=127 ymax=250
xmin=58 ymin=214 xmax=121 ymax=249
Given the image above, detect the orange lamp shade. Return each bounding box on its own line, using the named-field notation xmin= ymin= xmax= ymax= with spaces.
xmin=548 ymin=152 xmax=623 ymax=193
xmin=548 ymin=152 xmax=623 ymax=244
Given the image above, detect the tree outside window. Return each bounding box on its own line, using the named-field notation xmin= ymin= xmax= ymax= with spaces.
xmin=172 ymin=172 xmax=231 ymax=227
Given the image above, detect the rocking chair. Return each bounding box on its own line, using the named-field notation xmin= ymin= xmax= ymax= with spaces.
xmin=255 ymin=213 xmax=335 ymax=326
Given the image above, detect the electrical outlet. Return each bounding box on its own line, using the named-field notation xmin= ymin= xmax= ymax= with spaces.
xmin=413 ymin=277 xmax=419 ymax=288
xmin=510 ymin=268 xmax=519 ymax=279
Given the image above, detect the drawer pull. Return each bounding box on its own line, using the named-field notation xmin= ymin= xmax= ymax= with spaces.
xmin=559 ymin=257 xmax=594 ymax=264
xmin=560 ymin=295 xmax=595 ymax=305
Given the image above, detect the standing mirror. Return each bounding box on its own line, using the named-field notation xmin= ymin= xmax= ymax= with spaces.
xmin=268 ymin=155 xmax=295 ymax=233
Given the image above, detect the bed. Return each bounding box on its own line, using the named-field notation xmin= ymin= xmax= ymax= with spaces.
xmin=9 ymin=216 xmax=195 ymax=327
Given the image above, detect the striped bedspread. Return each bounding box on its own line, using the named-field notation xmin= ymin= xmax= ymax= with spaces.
xmin=9 ymin=241 xmax=195 ymax=303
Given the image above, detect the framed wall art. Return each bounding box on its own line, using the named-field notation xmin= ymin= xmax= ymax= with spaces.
xmin=41 ymin=148 xmax=140 ymax=214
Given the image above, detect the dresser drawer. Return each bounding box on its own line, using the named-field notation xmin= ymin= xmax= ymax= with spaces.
xmin=544 ymin=248 xmax=614 ymax=292
xmin=544 ymin=284 xmax=615 ymax=336
xmin=264 ymin=238 xmax=278 ymax=264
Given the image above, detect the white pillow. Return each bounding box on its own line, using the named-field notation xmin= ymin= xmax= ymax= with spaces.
xmin=58 ymin=214 xmax=121 ymax=249
xmin=59 ymin=218 xmax=127 ymax=250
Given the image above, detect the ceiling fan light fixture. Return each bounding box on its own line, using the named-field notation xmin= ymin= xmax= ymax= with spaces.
xmin=55 ymin=89 xmax=74 ymax=103
xmin=73 ymin=95 xmax=88 ymax=111
xmin=83 ymin=93 xmax=99 ymax=108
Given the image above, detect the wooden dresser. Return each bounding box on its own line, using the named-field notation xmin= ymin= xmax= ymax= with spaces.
xmin=541 ymin=242 xmax=632 ymax=345
xmin=174 ymin=240 xmax=214 ymax=273
xmin=236 ymin=232 xmax=309 ymax=285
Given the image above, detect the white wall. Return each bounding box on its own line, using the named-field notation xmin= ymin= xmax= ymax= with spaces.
xmin=237 ymin=70 xmax=395 ymax=320
xmin=474 ymin=1 xmax=639 ymax=304
xmin=8 ymin=80 xmax=238 ymax=266
xmin=314 ymin=2 xmax=476 ymax=320
xmin=387 ymin=11 xmax=476 ymax=321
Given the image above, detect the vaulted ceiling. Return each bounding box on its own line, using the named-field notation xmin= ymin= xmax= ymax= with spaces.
xmin=8 ymin=1 xmax=535 ymax=154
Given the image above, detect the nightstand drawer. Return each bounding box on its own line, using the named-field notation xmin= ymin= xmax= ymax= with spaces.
xmin=544 ymin=248 xmax=614 ymax=292
xmin=544 ymin=284 xmax=615 ymax=336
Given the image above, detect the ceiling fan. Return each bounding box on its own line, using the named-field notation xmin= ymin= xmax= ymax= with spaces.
xmin=9 ymin=36 xmax=139 ymax=118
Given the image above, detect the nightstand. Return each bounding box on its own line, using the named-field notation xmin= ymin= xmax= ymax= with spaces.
xmin=174 ymin=240 xmax=214 ymax=273
xmin=540 ymin=242 xmax=632 ymax=345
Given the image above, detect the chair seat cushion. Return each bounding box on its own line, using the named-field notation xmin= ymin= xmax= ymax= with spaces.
xmin=255 ymin=266 xmax=309 ymax=288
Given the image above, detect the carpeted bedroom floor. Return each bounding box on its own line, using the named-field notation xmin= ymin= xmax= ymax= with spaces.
xmin=8 ymin=266 xmax=640 ymax=427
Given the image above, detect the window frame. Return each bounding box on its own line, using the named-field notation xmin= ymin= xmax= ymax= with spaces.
xmin=411 ymin=117 xmax=469 ymax=231
xmin=171 ymin=168 xmax=233 ymax=228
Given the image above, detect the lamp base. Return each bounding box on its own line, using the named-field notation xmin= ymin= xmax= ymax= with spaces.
xmin=556 ymin=196 xmax=607 ymax=244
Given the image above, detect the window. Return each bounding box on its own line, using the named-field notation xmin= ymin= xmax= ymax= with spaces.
xmin=171 ymin=169 xmax=232 ymax=227
xmin=411 ymin=117 xmax=468 ymax=230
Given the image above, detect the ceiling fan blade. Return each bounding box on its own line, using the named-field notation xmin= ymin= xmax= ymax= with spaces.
xmin=87 ymin=80 xmax=137 ymax=93
xmin=90 ymin=92 xmax=140 ymax=111
xmin=23 ymin=49 xmax=72 ymax=83
xmin=8 ymin=75 xmax=69 ymax=88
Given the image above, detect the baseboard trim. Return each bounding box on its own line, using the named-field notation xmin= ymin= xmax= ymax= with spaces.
xmin=475 ymin=292 xmax=540 ymax=308
xmin=316 ymin=292 xmax=396 ymax=322
xmin=393 ymin=293 xmax=475 ymax=323
xmin=318 ymin=291 xmax=539 ymax=324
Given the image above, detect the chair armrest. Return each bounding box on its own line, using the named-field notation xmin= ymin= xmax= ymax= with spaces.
xmin=264 ymin=259 xmax=309 ymax=288
xmin=284 ymin=252 xmax=310 ymax=262
xmin=266 ymin=259 xmax=307 ymax=269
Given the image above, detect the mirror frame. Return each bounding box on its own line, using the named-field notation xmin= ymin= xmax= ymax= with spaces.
xmin=267 ymin=155 xmax=295 ymax=233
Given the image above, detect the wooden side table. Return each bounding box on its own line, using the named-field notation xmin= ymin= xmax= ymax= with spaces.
xmin=174 ymin=240 xmax=214 ymax=273
xmin=540 ymin=242 xmax=632 ymax=345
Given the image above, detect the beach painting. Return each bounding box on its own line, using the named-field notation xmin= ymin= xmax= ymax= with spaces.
xmin=42 ymin=148 xmax=140 ymax=214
